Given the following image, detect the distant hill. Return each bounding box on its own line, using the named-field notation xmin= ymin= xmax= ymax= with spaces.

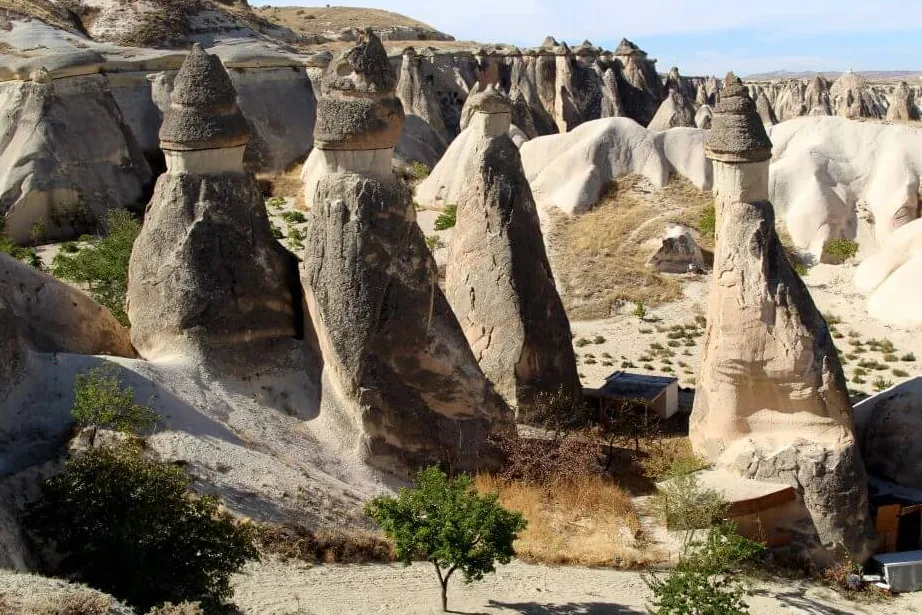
xmin=746 ymin=70 xmax=922 ymax=81
xmin=253 ymin=5 xmax=454 ymax=43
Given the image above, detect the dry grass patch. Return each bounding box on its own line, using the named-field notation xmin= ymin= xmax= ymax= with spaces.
xmin=475 ymin=474 xmax=662 ymax=568
xmin=549 ymin=174 xmax=713 ymax=320
xmin=255 ymin=522 xmax=395 ymax=564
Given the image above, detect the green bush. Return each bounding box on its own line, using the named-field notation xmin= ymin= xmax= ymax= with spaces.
xmin=266 ymin=197 xmax=286 ymax=209
xmin=645 ymin=523 xmax=764 ymax=615
xmin=25 ymin=442 xmax=258 ymax=614
xmin=365 ymin=466 xmax=526 ymax=612
xmin=52 ymin=210 xmax=140 ymax=325
xmin=902 ymin=353 xmax=917 ymax=362
xmin=0 ymin=221 xmax=42 ymax=268
xmin=699 ymin=205 xmax=716 ymax=239
xmin=434 ymin=205 xmax=458 ymax=231
xmin=652 ymin=474 xmax=728 ymax=539
xmin=72 ymin=366 xmax=158 ymax=434
xmin=409 ymin=161 xmax=431 ymax=181
xmin=633 ymin=301 xmax=648 ymax=321
xmin=280 ymin=210 xmax=306 ymax=224
xmin=425 ymin=235 xmax=446 ymax=251
xmin=823 ymin=237 xmax=859 ymax=262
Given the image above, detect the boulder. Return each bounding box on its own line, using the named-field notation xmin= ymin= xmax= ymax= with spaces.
xmin=442 ymin=87 xmax=580 ymax=412
xmin=647 ymin=224 xmax=706 ymax=273
xmin=302 ymin=31 xmax=512 ymax=476
xmin=127 ymin=45 xmax=301 ymax=370
xmin=854 ymin=377 xmax=922 ymax=489
xmin=0 ymin=254 xmax=135 ymax=358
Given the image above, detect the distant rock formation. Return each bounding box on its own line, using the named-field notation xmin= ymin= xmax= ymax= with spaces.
xmin=692 ymin=74 xmax=874 ymax=563
xmin=439 ymin=86 xmax=580 ymax=413
xmin=695 ymin=105 xmax=713 ymax=129
xmin=0 ymin=74 xmax=152 ymax=244
xmin=830 ymin=71 xmax=886 ymax=119
xmin=395 ymin=46 xmax=449 ymax=167
xmin=753 ymin=87 xmax=778 ymax=125
xmin=648 ymin=88 xmax=697 ymax=131
xmin=647 ymin=224 xmax=706 ymax=273
xmin=0 ymin=254 xmax=134 ymax=358
xmin=127 ymin=44 xmax=301 ymax=371
xmin=301 ymin=30 xmax=512 ymax=475
xmin=886 ymin=81 xmax=920 ymax=121
xmin=613 ymin=39 xmax=664 ymax=126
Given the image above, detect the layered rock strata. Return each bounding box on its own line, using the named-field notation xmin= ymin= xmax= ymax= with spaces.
xmin=691 ymin=74 xmax=874 ymax=563
xmin=441 ymin=86 xmax=580 ymax=413
xmin=301 ymin=31 xmax=512 ymax=475
xmin=127 ymin=44 xmax=301 ymax=370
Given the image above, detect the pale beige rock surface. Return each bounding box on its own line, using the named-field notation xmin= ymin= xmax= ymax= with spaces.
xmin=442 ymin=89 xmax=579 ymax=412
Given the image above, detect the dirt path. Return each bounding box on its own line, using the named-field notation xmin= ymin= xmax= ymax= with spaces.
xmin=231 ymin=559 xmax=919 ymax=615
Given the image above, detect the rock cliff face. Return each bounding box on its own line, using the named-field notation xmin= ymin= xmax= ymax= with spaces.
xmin=440 ymin=87 xmax=580 ymax=413
xmin=127 ymin=45 xmax=301 ymax=371
xmin=301 ymin=31 xmax=512 ymax=476
xmin=692 ymin=75 xmax=874 ymax=563
xmin=0 ymin=296 xmax=27 ymax=402
xmin=0 ymin=74 xmax=152 ymax=243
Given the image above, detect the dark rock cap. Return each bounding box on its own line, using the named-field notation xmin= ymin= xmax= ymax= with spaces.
xmin=467 ymin=85 xmax=512 ymax=115
xmin=315 ymin=29 xmax=405 ymax=151
xmin=704 ymin=72 xmax=773 ymax=163
xmin=159 ymin=44 xmax=249 ymax=151
xmin=322 ymin=28 xmax=397 ymax=96
xmin=615 ymin=38 xmax=645 ymax=57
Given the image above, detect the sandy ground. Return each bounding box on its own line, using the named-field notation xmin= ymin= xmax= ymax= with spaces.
xmin=231 ymin=559 xmax=922 ymax=615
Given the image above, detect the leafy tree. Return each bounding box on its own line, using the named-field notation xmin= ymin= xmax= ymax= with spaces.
xmin=24 ymin=442 xmax=258 ymax=614
xmin=52 ymin=210 xmax=140 ymax=325
xmin=72 ymin=365 xmax=158 ymax=434
xmin=365 ymin=466 xmax=526 ymax=612
xmin=645 ymin=523 xmax=764 ymax=615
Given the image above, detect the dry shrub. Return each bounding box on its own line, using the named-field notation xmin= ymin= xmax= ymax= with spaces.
xmin=256 ymin=523 xmax=394 ymax=564
xmin=819 ymin=555 xmax=893 ymax=602
xmin=146 ymin=603 xmax=204 ymax=615
xmin=495 ymin=431 xmax=602 ymax=485
xmin=256 ymin=162 xmax=306 ymax=201
xmin=549 ymin=174 xmax=713 ymax=319
xmin=475 ymin=474 xmax=657 ymax=567
xmin=23 ymin=589 xmax=111 ymax=615
xmin=638 ymin=436 xmax=708 ymax=481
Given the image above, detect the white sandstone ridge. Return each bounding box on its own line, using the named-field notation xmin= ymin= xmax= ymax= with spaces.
xmin=768 ymin=116 xmax=922 ymax=258
xmin=854 ymin=217 xmax=922 ymax=327
xmin=518 ymin=118 xmax=713 ymax=214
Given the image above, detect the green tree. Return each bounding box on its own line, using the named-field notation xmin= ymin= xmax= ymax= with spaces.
xmin=72 ymin=365 xmax=158 ymax=434
xmin=365 ymin=466 xmax=526 ymax=612
xmin=52 ymin=210 xmax=140 ymax=325
xmin=24 ymin=442 xmax=258 ymax=614
xmin=645 ymin=523 xmax=764 ymax=615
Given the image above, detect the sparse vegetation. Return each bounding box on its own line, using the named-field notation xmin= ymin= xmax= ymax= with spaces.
xmin=902 ymin=353 xmax=917 ymax=362
xmin=24 ymin=441 xmax=258 ymax=614
xmin=434 ymin=205 xmax=458 ymax=231
xmin=281 ymin=210 xmax=306 ymax=224
xmin=408 ymin=161 xmax=431 ymax=180
xmin=425 ymin=234 xmax=446 ymax=251
xmin=366 ymin=466 xmax=526 ymax=612
xmin=255 ymin=523 xmax=394 ymax=564
xmin=699 ymin=204 xmax=716 ymax=240
xmin=873 ymin=377 xmax=893 ymax=392
xmin=267 ymin=197 xmax=286 ymax=209
xmin=51 ymin=210 xmax=140 ymax=326
xmin=71 ymin=366 xmax=158 ymax=434
xmin=823 ymin=237 xmax=860 ymax=263
xmin=0 ymin=220 xmax=42 ymax=268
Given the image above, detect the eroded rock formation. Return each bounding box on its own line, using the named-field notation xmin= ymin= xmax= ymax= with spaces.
xmin=0 ymin=254 xmax=134 ymax=358
xmin=648 ymin=88 xmax=696 ymax=131
xmin=395 ymin=46 xmax=449 ymax=167
xmin=301 ymin=31 xmax=511 ymax=475
xmin=127 ymin=44 xmax=301 ymax=370
xmin=613 ymin=39 xmax=663 ymax=126
xmin=691 ymin=74 xmax=874 ymax=563
xmin=440 ymin=87 xmax=579 ymax=412
xmin=886 ymin=81 xmax=920 ymax=122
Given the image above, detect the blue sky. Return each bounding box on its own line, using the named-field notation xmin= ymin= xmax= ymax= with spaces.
xmin=263 ymin=1 xmax=922 ymax=76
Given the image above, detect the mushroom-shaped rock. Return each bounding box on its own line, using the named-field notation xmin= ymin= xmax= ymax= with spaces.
xmin=692 ymin=73 xmax=874 ymax=563
xmin=301 ymin=31 xmax=512 ymax=475
xmin=704 ymin=74 xmax=773 ymax=164
xmin=127 ymin=45 xmax=301 ymax=372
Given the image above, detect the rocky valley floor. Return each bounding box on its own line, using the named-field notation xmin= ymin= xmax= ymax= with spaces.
xmin=231 ymin=559 xmax=922 ymax=615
